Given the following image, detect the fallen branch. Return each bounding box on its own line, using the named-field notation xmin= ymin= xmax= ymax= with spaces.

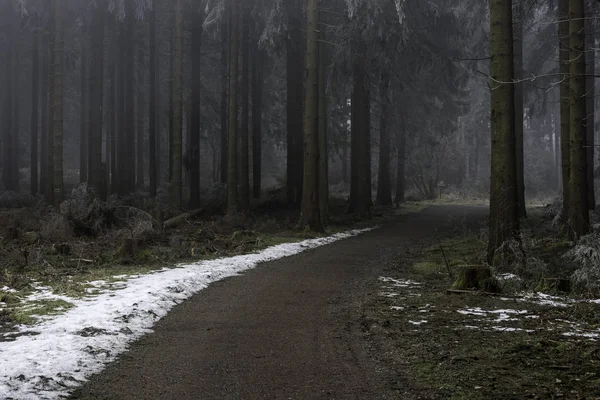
xmin=163 ymin=208 xmax=206 ymax=229
xmin=446 ymin=289 xmax=512 ymax=297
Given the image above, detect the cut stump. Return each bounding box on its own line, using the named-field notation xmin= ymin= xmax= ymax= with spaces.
xmin=452 ymin=265 xmax=500 ymax=293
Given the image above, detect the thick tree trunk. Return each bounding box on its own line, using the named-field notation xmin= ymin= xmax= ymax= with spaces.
xmin=585 ymin=0 xmax=596 ymax=210
xmin=252 ymin=44 xmax=263 ymax=199
xmin=171 ymin=0 xmax=184 ymax=210
xmin=189 ymin=8 xmax=202 ymax=209
xmin=376 ymin=73 xmax=392 ymax=206
xmin=318 ymin=29 xmax=329 ymax=225
xmin=348 ymin=51 xmax=371 ymax=218
xmin=220 ymin=10 xmax=229 ymax=184
xmin=2 ymin=1 xmax=15 ymax=192
xmin=31 ymin=25 xmax=40 ymax=195
xmin=149 ymin=5 xmax=158 ymax=197
xmin=286 ymin=0 xmax=305 ymax=207
xmin=227 ymin=0 xmax=240 ymax=215
xmin=514 ymin=1 xmax=526 ymax=218
xmin=568 ymin=0 xmax=590 ymax=239
xmin=79 ymin=43 xmax=88 ymax=184
xmin=52 ymin=0 xmax=65 ymax=206
xmin=89 ymin=3 xmax=105 ymax=198
xmin=299 ymin=0 xmax=322 ymax=231
xmin=487 ymin=0 xmax=520 ymax=263
xmin=559 ymin=0 xmax=571 ymax=221
xmin=239 ymin=10 xmax=250 ymax=211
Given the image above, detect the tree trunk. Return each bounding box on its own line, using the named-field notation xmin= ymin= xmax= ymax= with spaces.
xmin=286 ymin=0 xmax=305 ymax=207
xmin=117 ymin=22 xmax=126 ymax=195
xmin=46 ymin=10 xmax=56 ymax=203
xmin=109 ymin=24 xmax=118 ymax=195
xmin=376 ymin=73 xmax=392 ymax=206
xmin=40 ymin=30 xmax=49 ymax=198
xmin=348 ymin=51 xmax=371 ymax=218
xmin=52 ymin=0 xmax=65 ymax=206
xmin=171 ymin=0 xmax=184 ymax=210
xmin=487 ymin=0 xmax=520 ymax=263
xmin=136 ymin=43 xmax=145 ymax=190
xmin=79 ymin=42 xmax=88 ymax=184
xmin=227 ymin=0 xmax=240 ymax=215
xmin=395 ymin=126 xmax=406 ymax=204
xmin=31 ymin=25 xmax=40 ymax=195
xmin=514 ymin=1 xmax=526 ymax=218
xmin=568 ymin=0 xmax=590 ymax=239
xmin=299 ymin=0 xmax=322 ymax=231
xmin=2 ymin=0 xmax=17 ymax=192
xmin=585 ymin=0 xmax=596 ymax=210
xmin=149 ymin=4 xmax=158 ymax=197
xmin=168 ymin=17 xmax=174 ymax=183
xmin=559 ymin=0 xmax=571 ymax=221
xmin=318 ymin=28 xmax=329 ymax=225
xmin=189 ymin=7 xmax=202 ymax=209
xmin=125 ymin=0 xmax=136 ymax=194
xmin=252 ymin=44 xmax=263 ymax=199
xmin=220 ymin=9 xmax=229 ymax=184
xmin=89 ymin=2 xmax=105 ymax=198
xmin=239 ymin=10 xmax=250 ymax=212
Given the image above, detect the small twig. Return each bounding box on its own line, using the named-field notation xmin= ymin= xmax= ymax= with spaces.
xmin=437 ymin=237 xmax=453 ymax=279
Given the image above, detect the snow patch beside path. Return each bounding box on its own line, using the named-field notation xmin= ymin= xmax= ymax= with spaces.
xmin=0 ymin=228 xmax=374 ymax=400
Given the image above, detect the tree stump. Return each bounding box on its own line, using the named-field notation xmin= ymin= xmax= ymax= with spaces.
xmin=117 ymin=238 xmax=137 ymax=262
xmin=452 ymin=265 xmax=500 ymax=293
xmin=536 ymin=278 xmax=571 ymax=294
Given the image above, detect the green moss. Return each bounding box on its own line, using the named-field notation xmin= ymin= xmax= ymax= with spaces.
xmin=135 ymin=249 xmax=152 ymax=261
xmin=413 ymin=261 xmax=441 ymax=275
xmin=0 ymin=291 xmax=21 ymax=305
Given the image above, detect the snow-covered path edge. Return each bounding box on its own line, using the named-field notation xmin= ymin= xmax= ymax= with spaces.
xmin=0 ymin=227 xmax=375 ymax=399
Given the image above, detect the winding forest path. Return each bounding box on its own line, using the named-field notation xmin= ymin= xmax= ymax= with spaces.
xmin=71 ymin=205 xmax=486 ymax=400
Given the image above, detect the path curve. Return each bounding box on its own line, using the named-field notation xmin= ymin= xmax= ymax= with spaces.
xmin=72 ymin=205 xmax=485 ymax=400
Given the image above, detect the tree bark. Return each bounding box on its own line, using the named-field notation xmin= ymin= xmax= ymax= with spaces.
xmin=251 ymin=43 xmax=263 ymax=199
xmin=125 ymin=0 xmax=136 ymax=194
xmin=189 ymin=7 xmax=202 ymax=209
xmin=585 ymin=0 xmax=596 ymax=210
xmin=395 ymin=125 xmax=406 ymax=204
xmin=318 ymin=28 xmax=329 ymax=225
xmin=559 ymin=0 xmax=571 ymax=221
xmin=136 ymin=42 xmax=145 ymax=190
xmin=52 ymin=0 xmax=65 ymax=206
xmin=227 ymin=0 xmax=240 ymax=215
xmin=348 ymin=50 xmax=371 ymax=218
xmin=2 ymin=0 xmax=15 ymax=192
xmin=239 ymin=9 xmax=250 ymax=211
xmin=376 ymin=72 xmax=392 ymax=206
xmin=568 ymin=0 xmax=590 ymax=239
xmin=220 ymin=8 xmax=229 ymax=184
xmin=171 ymin=0 xmax=184 ymax=210
xmin=79 ymin=41 xmax=88 ymax=184
xmin=45 ymin=9 xmax=56 ymax=203
xmin=487 ymin=0 xmax=520 ymax=263
xmin=286 ymin=0 xmax=305 ymax=207
xmin=89 ymin=2 xmax=105 ymax=198
xmin=31 ymin=24 xmax=40 ymax=195
xmin=514 ymin=1 xmax=526 ymax=218
xmin=40 ymin=30 xmax=49 ymax=198
xmin=149 ymin=3 xmax=158 ymax=197
xmin=299 ymin=0 xmax=322 ymax=231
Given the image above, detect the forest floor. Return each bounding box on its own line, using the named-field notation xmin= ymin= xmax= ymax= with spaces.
xmin=363 ymin=206 xmax=600 ymax=399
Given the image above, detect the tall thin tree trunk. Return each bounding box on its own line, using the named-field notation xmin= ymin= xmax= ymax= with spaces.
xmin=585 ymin=0 xmax=596 ymax=210
xmin=117 ymin=22 xmax=127 ymax=196
xmin=89 ymin=2 xmax=105 ymax=198
xmin=52 ymin=0 xmax=65 ymax=206
xmin=168 ymin=16 xmax=174 ymax=183
xmin=125 ymin=0 xmax=136 ymax=193
xmin=80 ymin=43 xmax=88 ymax=184
xmin=299 ymin=0 xmax=321 ymax=231
xmin=568 ymin=0 xmax=590 ymax=239
xmin=2 ymin=0 xmax=14 ymax=192
xmin=189 ymin=7 xmax=202 ymax=208
xmin=136 ymin=38 xmax=145 ymax=189
xmin=318 ymin=28 xmax=329 ymax=225
xmin=395 ymin=126 xmax=406 ymax=204
xmin=286 ymin=0 xmax=305 ymax=207
xmin=239 ymin=10 xmax=250 ymax=211
xmin=252 ymin=45 xmax=263 ymax=199
xmin=46 ymin=10 xmax=56 ymax=203
xmin=487 ymin=0 xmax=520 ymax=263
xmin=31 ymin=25 xmax=40 ymax=195
xmin=227 ymin=0 xmax=240 ymax=214
xmin=171 ymin=0 xmax=184 ymax=209
xmin=149 ymin=4 xmax=158 ymax=197
xmin=559 ymin=0 xmax=571 ymax=221
xmin=220 ymin=9 xmax=229 ymax=184
xmin=109 ymin=24 xmax=117 ymax=195
xmin=40 ymin=31 xmax=49 ymax=198
xmin=376 ymin=72 xmax=392 ymax=206
xmin=514 ymin=1 xmax=526 ymax=218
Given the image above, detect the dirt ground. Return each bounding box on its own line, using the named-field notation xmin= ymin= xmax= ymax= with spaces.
xmin=361 ymin=206 xmax=600 ymax=400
